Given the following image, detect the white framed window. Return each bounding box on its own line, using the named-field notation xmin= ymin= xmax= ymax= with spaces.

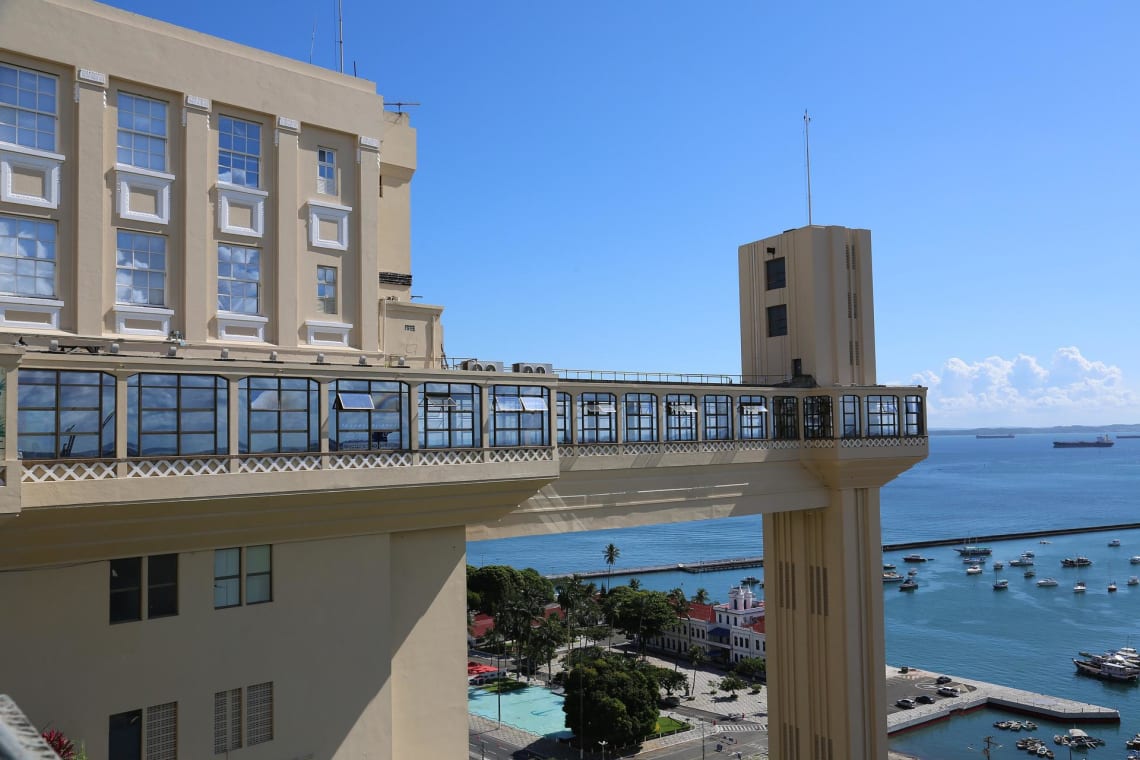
xmin=0 ymin=214 xmax=55 ymax=297
xmin=117 ymin=92 xmax=167 ymax=172
xmin=116 ymin=230 xmax=166 ymax=306
xmin=218 ymin=244 xmax=260 ymax=315
xmin=317 ymin=147 xmax=336 ymax=195
xmin=0 ymin=63 xmax=57 ymax=151
xmin=317 ymin=265 xmax=337 ymax=314
xmin=218 ymin=115 xmax=261 ymax=188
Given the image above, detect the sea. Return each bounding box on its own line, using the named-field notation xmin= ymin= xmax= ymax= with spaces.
xmin=468 ymin=433 xmax=1140 ymax=758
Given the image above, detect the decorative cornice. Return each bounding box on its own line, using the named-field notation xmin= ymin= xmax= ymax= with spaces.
xmin=359 ymin=135 xmax=381 ymax=150
xmin=277 ymin=116 xmax=300 ymax=132
xmin=77 ymin=69 xmax=108 ymax=87
xmin=185 ymin=94 xmax=211 ymax=111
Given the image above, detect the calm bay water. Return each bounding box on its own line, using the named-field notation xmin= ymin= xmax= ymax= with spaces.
xmin=469 ymin=433 xmax=1140 ymax=758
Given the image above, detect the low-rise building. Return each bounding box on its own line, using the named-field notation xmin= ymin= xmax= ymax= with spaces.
xmin=649 ymin=586 xmax=767 ymax=667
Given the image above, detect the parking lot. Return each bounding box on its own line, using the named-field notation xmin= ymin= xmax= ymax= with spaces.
xmin=885 ymin=667 xmax=976 ymax=715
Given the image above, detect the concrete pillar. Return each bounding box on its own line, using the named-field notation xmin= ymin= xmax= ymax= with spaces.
xmin=73 ymin=72 xmax=107 ymax=334
xmin=357 ymin=138 xmax=381 ymax=351
xmin=274 ymin=119 xmax=300 ymax=347
xmin=181 ymin=97 xmax=211 ymax=341
xmin=763 ymin=486 xmax=887 ymax=760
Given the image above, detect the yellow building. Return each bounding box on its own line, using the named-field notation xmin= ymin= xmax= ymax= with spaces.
xmin=0 ymin=2 xmax=927 ymax=758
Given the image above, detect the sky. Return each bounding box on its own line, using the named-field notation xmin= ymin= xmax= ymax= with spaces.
xmin=101 ymin=1 xmax=1140 ymax=429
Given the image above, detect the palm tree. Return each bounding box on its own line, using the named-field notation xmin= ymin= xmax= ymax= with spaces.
xmin=603 ymin=543 xmax=621 ymax=592
xmin=628 ymin=578 xmax=641 ymax=590
xmin=667 ymin=587 xmax=691 ymax=671
xmin=688 ymin=644 xmax=706 ymax=696
xmin=691 ymin=587 xmax=710 ymax=605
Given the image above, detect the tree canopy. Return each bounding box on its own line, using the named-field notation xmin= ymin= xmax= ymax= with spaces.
xmin=563 ymin=647 xmax=660 ymax=748
xmin=600 ymin=587 xmax=677 ymax=652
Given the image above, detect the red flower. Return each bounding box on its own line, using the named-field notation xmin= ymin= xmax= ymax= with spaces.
xmin=41 ymin=728 xmax=76 ymax=760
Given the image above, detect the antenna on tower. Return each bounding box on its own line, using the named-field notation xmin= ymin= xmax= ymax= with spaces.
xmin=804 ymin=109 xmax=813 ymax=226
xmin=309 ymin=20 xmax=317 ymax=64
xmin=336 ymin=0 xmax=345 ymax=73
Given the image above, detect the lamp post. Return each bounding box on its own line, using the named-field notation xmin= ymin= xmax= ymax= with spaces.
xmin=598 ymin=739 xmax=608 ymax=760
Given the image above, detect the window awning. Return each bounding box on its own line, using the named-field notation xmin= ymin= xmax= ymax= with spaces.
xmin=425 ymin=395 xmax=458 ymax=408
xmin=493 ymin=396 xmax=524 ymax=412
xmin=739 ymin=404 xmax=768 ymax=415
xmin=586 ymin=402 xmax=616 ymax=415
xmin=519 ymin=396 xmax=548 ymax=412
xmin=335 ymin=392 xmax=375 ymax=411
xmin=668 ymin=403 xmax=698 ymax=415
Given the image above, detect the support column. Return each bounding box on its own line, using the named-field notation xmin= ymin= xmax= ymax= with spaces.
xmin=73 ymin=70 xmax=107 ymax=334
xmin=181 ymin=96 xmax=212 ymax=341
xmin=357 ymin=137 xmax=381 ymax=352
xmin=764 ymin=486 xmax=887 ymax=760
xmin=274 ymin=117 xmax=301 ymax=347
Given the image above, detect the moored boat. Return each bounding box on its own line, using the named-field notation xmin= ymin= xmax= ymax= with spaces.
xmin=1074 ymin=581 xmax=1086 ymax=592
xmin=1036 ymin=577 xmax=1059 ymax=587
xmin=1109 ymin=581 xmax=1118 ymax=592
xmin=882 ymin=572 xmax=904 ymax=583
xmin=1061 ymin=556 xmax=1093 ymax=567
xmin=993 ymin=579 xmax=1009 ymax=590
xmin=1129 ymin=576 xmax=1140 ymax=586
xmin=1024 ymin=569 xmax=1036 ymax=578
xmin=898 ymin=579 xmax=919 ymax=591
xmin=1110 ymin=539 xmax=1122 ymax=547
xmin=966 ymin=565 xmax=983 ymax=575
xmin=1073 ymin=655 xmax=1140 ymax=681
xmin=902 ymin=554 xmax=930 ymax=563
xmin=955 ymin=544 xmax=992 ymax=557
xmin=993 ymin=561 xmax=1005 ymax=571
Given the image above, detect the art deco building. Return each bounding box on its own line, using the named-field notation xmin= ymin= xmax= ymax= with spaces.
xmin=0 ymin=2 xmax=927 ymax=759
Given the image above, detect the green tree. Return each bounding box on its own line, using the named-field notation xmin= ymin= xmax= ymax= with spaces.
xmin=601 ymin=587 xmax=677 ymax=654
xmin=628 ymin=578 xmax=641 ymax=590
xmin=467 ymin=565 xmax=554 ymax=676
xmin=563 ymin=648 xmax=660 ymax=749
xmin=524 ymin=614 xmax=567 ymax=679
xmin=734 ymin=656 xmax=767 ymax=683
xmin=688 ymin=645 xmax=706 ymax=695
xmin=654 ymin=667 xmax=689 ymax=697
xmin=719 ymin=674 xmax=746 ymax=700
xmin=603 ymin=542 xmax=621 ymax=592
xmin=666 ymin=588 xmax=691 ymax=671
xmin=691 ymin=587 xmax=710 ymax=605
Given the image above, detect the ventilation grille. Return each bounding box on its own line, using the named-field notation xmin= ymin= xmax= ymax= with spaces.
xmin=246 ymin=682 xmax=274 ymax=746
xmin=146 ymin=702 xmax=177 ymax=760
xmin=379 ymin=271 xmax=412 ymax=286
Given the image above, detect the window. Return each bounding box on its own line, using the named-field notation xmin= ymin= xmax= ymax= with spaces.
xmin=330 ymin=379 xmax=409 ymax=451
xmin=556 ymin=392 xmax=571 ymax=445
xmin=214 ymin=688 xmax=242 ymax=754
xmin=738 ymin=395 xmax=767 ymax=440
xmin=117 ymin=93 xmax=167 ymax=171
xmin=491 ymin=385 xmax=549 ymax=447
xmin=246 ymin=682 xmax=274 ymax=746
xmin=238 ymin=377 xmax=319 ymax=453
xmin=214 ymin=545 xmax=271 ymax=608
xmin=665 ymin=393 xmax=697 ymax=442
xmin=109 ymin=703 xmax=176 ymax=760
xmin=577 ymin=392 xmax=616 ymax=444
xmin=772 ymin=396 xmax=799 ymax=440
xmin=419 ymin=382 xmax=480 ymax=449
xmin=765 ymin=257 xmax=785 ymax=290
xmin=623 ymin=392 xmax=657 ymax=443
xmin=147 ymin=554 xmax=179 ymax=618
xmin=108 ymin=709 xmax=142 ymax=760
xmin=840 ymin=394 xmax=860 ymax=438
xmin=110 ymin=557 xmax=142 ymax=624
xmin=703 ymin=394 xmax=732 ymax=441
xmin=803 ymin=396 xmax=833 ymax=440
xmin=767 ymin=304 xmax=788 ymax=337
xmin=866 ymin=395 xmax=899 ymax=437
xmin=317 ymin=265 xmax=337 ymax=314
xmin=218 ymin=115 xmax=261 ymax=188
xmin=0 ymin=215 xmax=56 ymax=298
xmin=116 ymin=231 xmax=166 ymax=306
xmin=0 ymin=63 xmax=57 ymax=151
xmin=904 ymin=395 xmax=925 ymax=436
xmin=17 ymin=369 xmax=115 ymax=459
xmin=217 ymin=244 xmax=260 ymax=315
xmin=317 ymin=147 xmax=336 ymax=194
xmin=128 ymin=374 xmax=229 ymax=456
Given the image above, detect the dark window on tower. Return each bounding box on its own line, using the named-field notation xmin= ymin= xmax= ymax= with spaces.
xmin=110 ymin=557 xmax=142 ymax=624
xmin=108 ymin=710 xmax=142 ymax=760
xmin=765 ymin=257 xmax=786 ymax=290
xmin=147 ymin=554 xmax=179 ymax=619
xmin=767 ymin=304 xmax=788 ymax=337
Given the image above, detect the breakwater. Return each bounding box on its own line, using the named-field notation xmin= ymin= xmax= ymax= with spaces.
xmin=547 ymin=555 xmax=763 ymax=580
xmin=881 ymin=522 xmax=1140 ymax=552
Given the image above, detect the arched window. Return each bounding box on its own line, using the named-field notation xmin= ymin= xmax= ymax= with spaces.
xmin=577 ymin=392 xmax=617 ymax=444
xmin=840 ymin=394 xmax=861 ymax=438
xmin=419 ymin=382 xmax=480 ymax=448
xmin=329 ymin=379 xmax=409 ymax=451
xmin=665 ymin=393 xmax=698 ymax=441
xmin=623 ymin=392 xmax=657 ymax=442
xmin=128 ymin=374 xmax=228 ymax=456
xmin=803 ymin=396 xmax=833 ymax=440
xmin=491 ymin=385 xmax=549 ymax=447
xmin=238 ymin=377 xmax=319 ymax=454
xmin=772 ymin=396 xmax=799 ymax=440
xmin=17 ymin=369 xmax=115 ymax=459
xmin=865 ymin=395 xmax=899 ymax=437
xmin=904 ymin=395 xmax=924 ymax=436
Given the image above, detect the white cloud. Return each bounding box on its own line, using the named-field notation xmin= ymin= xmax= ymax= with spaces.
xmin=905 ymin=347 xmax=1140 ymax=428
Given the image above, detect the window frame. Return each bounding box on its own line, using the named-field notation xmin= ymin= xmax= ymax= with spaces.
xmin=765 ymin=256 xmax=786 ymax=290
xmin=772 ymin=396 xmax=799 ymax=440
xmin=865 ymin=394 xmax=900 ymax=438
xmin=0 ymin=62 xmax=58 ymax=152
xmin=664 ymin=393 xmax=698 ymax=442
xmin=0 ymin=214 xmax=57 ymax=299
xmin=110 ymin=556 xmax=142 ymax=624
xmin=702 ymin=394 xmax=732 ymax=441
xmin=108 ymin=709 xmax=142 ymax=760
xmin=316 ymin=264 xmax=338 ymax=315
xmin=116 ymin=91 xmax=168 ymax=172
xmin=213 ymin=548 xmax=241 ymax=609
xmin=419 ymin=382 xmax=480 ymax=449
xmin=245 ymin=545 xmax=272 ymax=605
xmin=576 ymin=392 xmax=617 ymax=444
xmin=217 ymin=243 xmax=261 ymax=316
xmin=17 ymin=369 xmax=116 ymax=459
xmin=490 ymin=385 xmax=549 ymax=447
xmin=737 ymin=395 xmax=768 ymax=440
xmin=146 ymin=553 xmax=179 ymax=619
xmin=803 ymin=395 xmax=834 ymax=440
xmin=840 ymin=394 xmax=861 ymax=438
xmin=330 ymin=379 xmax=409 ymax=451
xmin=127 ymin=373 xmax=229 ymax=457
xmin=904 ymin=394 xmax=925 ymax=437
xmin=317 ymin=146 xmax=336 ymax=195
xmin=766 ymin=304 xmax=788 ymax=338
xmin=622 ymin=392 xmax=658 ymax=443
xmin=238 ymin=376 xmax=319 ymax=454
xmin=555 ymin=391 xmax=572 ymax=445
xmin=217 ymin=115 xmax=262 ymax=189
xmin=115 ymin=230 xmax=167 ymax=307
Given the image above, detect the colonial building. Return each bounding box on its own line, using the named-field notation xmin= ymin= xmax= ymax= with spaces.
xmin=0 ymin=2 xmax=928 ymax=759
xmin=649 ymin=586 xmax=767 ymax=667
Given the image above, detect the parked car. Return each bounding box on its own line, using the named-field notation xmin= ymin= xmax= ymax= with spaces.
xmin=935 ymin=675 xmax=952 ymax=684
xmin=894 ymin=698 xmax=917 ymax=709
xmin=915 ymin=695 xmax=936 ymax=704
xmin=937 ymin=686 xmax=960 ymax=697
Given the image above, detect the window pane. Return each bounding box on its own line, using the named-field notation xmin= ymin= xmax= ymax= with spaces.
xmin=147 ymin=554 xmax=178 ymax=618
xmin=110 ymin=557 xmax=142 ymax=624
xmin=108 ymin=710 xmax=142 ymax=760
xmin=246 ymin=545 xmax=271 ymax=574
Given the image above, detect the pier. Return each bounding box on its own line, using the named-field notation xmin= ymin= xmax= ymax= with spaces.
xmin=882 ymin=522 xmax=1140 ymax=552
xmin=885 ymin=665 xmax=1119 ymax=735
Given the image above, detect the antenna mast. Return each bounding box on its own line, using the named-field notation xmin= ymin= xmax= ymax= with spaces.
xmin=804 ymin=109 xmax=813 ymax=226
xmin=336 ymin=0 xmax=344 ymax=73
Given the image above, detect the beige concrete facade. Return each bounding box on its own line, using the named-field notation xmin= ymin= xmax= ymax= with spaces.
xmin=0 ymin=3 xmax=927 ymax=760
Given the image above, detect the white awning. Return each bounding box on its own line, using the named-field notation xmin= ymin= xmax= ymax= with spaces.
xmin=586 ymin=402 xmax=616 ymax=415
xmin=668 ymin=403 xmax=698 ymax=415
xmin=493 ymin=396 xmax=524 ymax=412
xmin=336 ymin=392 xmax=375 ymax=411
xmin=519 ymin=396 xmax=548 ymax=412
xmin=740 ymin=404 xmax=768 ymax=415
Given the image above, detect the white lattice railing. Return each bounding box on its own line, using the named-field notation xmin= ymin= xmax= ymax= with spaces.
xmin=803 ymin=439 xmax=836 ymax=449
xmin=126 ymin=458 xmax=229 ymax=477
xmin=237 ymin=454 xmax=323 ymax=474
xmin=22 ymin=460 xmax=116 ymax=483
xmin=486 ymin=447 xmax=554 ymax=463
xmin=840 ymin=436 xmax=928 ymax=448
xmin=417 ymin=449 xmax=484 ymax=466
xmin=328 ymin=451 xmax=413 ymax=469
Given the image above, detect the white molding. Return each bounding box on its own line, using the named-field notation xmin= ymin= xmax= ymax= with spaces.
xmin=112 ymin=304 xmax=174 ymax=337
xmin=0 ymin=295 xmax=64 ymax=330
xmin=115 ymin=165 xmax=174 ymax=225
xmin=77 ymin=69 xmax=108 ymax=86
xmin=185 ymin=94 xmax=211 ymax=111
xmin=216 ymin=311 xmax=268 ymax=342
xmin=359 ymin=135 xmax=380 ymax=150
xmin=305 ymin=319 xmax=353 ymax=347
xmin=308 ymin=199 xmax=352 ymax=251
xmin=217 ymin=183 xmax=267 ymax=238
xmin=277 ymin=116 xmax=300 ymax=132
xmin=0 ymin=147 xmax=62 ymax=209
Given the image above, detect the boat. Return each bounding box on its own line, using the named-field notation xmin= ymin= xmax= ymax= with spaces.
xmin=882 ymin=572 xmax=904 ymax=583
xmin=1009 ymin=557 xmax=1034 ymax=567
xmin=1061 ymin=556 xmax=1093 ymax=567
xmin=1130 ymin=556 xmax=1140 ymax=564
xmin=962 ymin=555 xmax=987 ymax=564
xmin=954 ymin=544 xmax=992 ymax=557
xmin=1073 ymin=581 xmax=1086 ymax=592
xmin=1022 ymin=551 xmax=1035 ymax=558
xmin=976 ymin=433 xmax=1014 ymax=439
xmin=1126 ymin=733 xmax=1140 ymax=750
xmin=1110 ymin=539 xmax=1122 ymax=547
xmin=907 ymin=569 xmax=918 ymax=576
xmin=898 ymin=579 xmax=918 ymax=591
xmin=741 ymin=575 xmax=760 ymax=585
xmin=1129 ymin=576 xmax=1139 ymax=586
xmin=966 ymin=565 xmax=983 ymax=575
xmin=1073 ymin=655 xmax=1140 ymax=681
xmin=1053 ymin=435 xmax=1114 ymax=448
xmin=1109 ymin=581 xmax=1118 ymax=592
xmin=993 ymin=562 xmax=1005 ymax=571
xmin=883 ymin=563 xmax=897 ymax=570
xmin=993 ymin=579 xmax=1009 ymax=590
xmin=1037 ymin=577 xmax=1059 ymax=587
xmin=1024 ymin=569 xmax=1036 ymax=578
xmin=902 ymin=554 xmax=929 ymax=563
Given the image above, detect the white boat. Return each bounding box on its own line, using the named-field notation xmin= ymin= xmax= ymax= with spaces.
xmin=966 ymin=565 xmax=983 ymax=575
xmin=1036 ymin=577 xmax=1059 ymax=587
xmin=882 ymin=572 xmax=904 ymax=583
xmin=993 ymin=561 xmax=1005 ymax=571
xmin=1129 ymin=576 xmax=1139 ymax=586
xmin=1074 ymin=580 xmax=1087 ymax=592
xmin=993 ymin=579 xmax=1009 ymax=590
xmin=1110 ymin=539 xmax=1122 ymax=547
xmin=1130 ymin=555 xmax=1140 ymax=564
xmin=1109 ymin=581 xmax=1118 ymax=592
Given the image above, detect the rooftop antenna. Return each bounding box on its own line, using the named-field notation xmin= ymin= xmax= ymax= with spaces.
xmin=385 ymin=102 xmax=421 ymax=113
xmin=309 ymin=19 xmax=317 ymax=64
xmin=336 ymin=0 xmax=344 ymax=73
xmin=803 ymin=109 xmax=813 ymax=226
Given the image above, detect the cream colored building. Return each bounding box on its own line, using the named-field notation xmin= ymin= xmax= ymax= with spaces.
xmin=0 ymin=3 xmax=927 ymax=759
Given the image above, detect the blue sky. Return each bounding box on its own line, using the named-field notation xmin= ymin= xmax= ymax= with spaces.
xmin=103 ymin=1 xmax=1140 ymax=428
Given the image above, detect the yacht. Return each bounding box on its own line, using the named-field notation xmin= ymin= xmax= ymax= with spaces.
xmin=993 ymin=579 xmax=1010 ymax=590
xmin=1074 ymin=580 xmax=1087 ymax=592
xmin=1024 ymin=569 xmax=1036 ymax=578
xmin=1129 ymin=576 xmax=1139 ymax=586
xmin=902 ymin=554 xmax=930 ymax=563
xmin=1036 ymin=577 xmax=1059 ymax=587
xmin=1109 ymin=539 xmax=1122 ymax=547
xmin=1009 ymin=556 xmax=1034 ymax=567
xmin=966 ymin=565 xmax=983 ymax=575
xmin=907 ymin=569 xmax=918 ymax=576
xmin=993 ymin=561 xmax=1005 ymax=571
xmin=882 ymin=563 xmax=897 ymax=571
xmin=882 ymin=572 xmax=904 ymax=583
xmin=898 ymin=579 xmax=919 ymax=592
xmin=1109 ymin=581 xmax=1118 ymax=593
xmin=1061 ymin=556 xmax=1093 ymax=567
xmin=1130 ymin=556 xmax=1140 ymax=564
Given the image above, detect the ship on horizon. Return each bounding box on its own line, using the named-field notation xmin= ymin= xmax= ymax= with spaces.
xmin=1054 ymin=435 xmax=1114 ymax=449
xmin=976 ymin=433 xmax=1015 ymax=439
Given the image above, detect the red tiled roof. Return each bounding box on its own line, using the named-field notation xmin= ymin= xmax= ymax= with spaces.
xmin=470 ymin=613 xmax=494 ymax=638
xmin=748 ymin=618 xmax=766 ymax=634
xmin=686 ymin=603 xmax=716 ymax=623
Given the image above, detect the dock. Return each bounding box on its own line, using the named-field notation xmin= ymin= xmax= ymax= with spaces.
xmin=885 ymin=665 xmax=1119 ymax=735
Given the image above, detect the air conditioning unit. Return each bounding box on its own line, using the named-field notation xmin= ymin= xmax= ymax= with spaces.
xmin=511 ymin=362 xmax=554 ymax=375
xmin=461 ymin=359 xmax=503 ymax=372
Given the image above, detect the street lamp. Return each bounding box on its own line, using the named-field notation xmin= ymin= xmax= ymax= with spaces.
xmin=598 ymin=739 xmax=608 ymax=760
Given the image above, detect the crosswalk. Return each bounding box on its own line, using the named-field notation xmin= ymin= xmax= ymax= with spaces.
xmin=713 ymin=721 xmax=767 ymax=732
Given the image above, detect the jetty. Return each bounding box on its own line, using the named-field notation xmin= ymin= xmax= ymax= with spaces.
xmin=883 ymin=522 xmax=1140 ymax=553
xmin=886 ymin=665 xmax=1119 ymax=735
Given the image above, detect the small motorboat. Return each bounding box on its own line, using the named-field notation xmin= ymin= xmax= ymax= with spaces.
xmin=1022 ymin=551 xmax=1035 ymax=558
xmin=1129 ymin=576 xmax=1139 ymax=586
xmin=883 ymin=563 xmax=896 ymax=571
xmin=899 ymin=579 xmax=919 ymax=591
xmin=883 ymin=572 xmax=904 ymax=583
xmin=1109 ymin=581 xmax=1119 ymax=592
xmin=907 ymin=569 xmax=918 ymax=576
xmin=1110 ymin=539 xmax=1122 ymax=547
xmin=993 ymin=579 xmax=1010 ymax=590
xmin=902 ymin=554 xmax=929 ymax=563
xmin=993 ymin=561 xmax=1005 ymax=571
xmin=966 ymin=565 xmax=983 ymax=575
xmin=1131 ymin=555 xmax=1140 ymax=564
xmin=1074 ymin=581 xmax=1087 ymax=593
xmin=1037 ymin=577 xmax=1059 ymax=587
xmin=1024 ymin=569 xmax=1036 ymax=578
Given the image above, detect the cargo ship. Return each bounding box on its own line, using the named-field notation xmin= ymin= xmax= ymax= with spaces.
xmin=976 ymin=433 xmax=1015 ymax=439
xmin=1053 ymin=435 xmax=1114 ymax=448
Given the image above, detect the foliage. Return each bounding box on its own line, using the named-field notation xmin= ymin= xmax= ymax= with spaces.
xmin=688 ymin=645 xmax=706 ymax=695
xmin=522 ymin=614 xmax=567 ymax=678
xmin=467 ymin=564 xmax=555 ymax=677
xmin=600 ymin=587 xmax=677 ymax=653
xmin=734 ymin=656 xmax=767 ymax=682
xmin=654 ymin=667 xmax=689 ymax=696
xmin=480 ymin=677 xmax=529 ymax=694
xmin=691 ymin=587 xmax=710 ymax=604
xmin=654 ymin=716 xmax=689 ymax=734
xmin=718 ymin=674 xmax=746 ymax=698
xmin=42 ymin=729 xmax=76 ymax=760
xmin=628 ymin=578 xmax=641 ymax=590
xmin=563 ymin=647 xmax=660 ymax=748
xmin=603 ymin=543 xmax=621 ymax=591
